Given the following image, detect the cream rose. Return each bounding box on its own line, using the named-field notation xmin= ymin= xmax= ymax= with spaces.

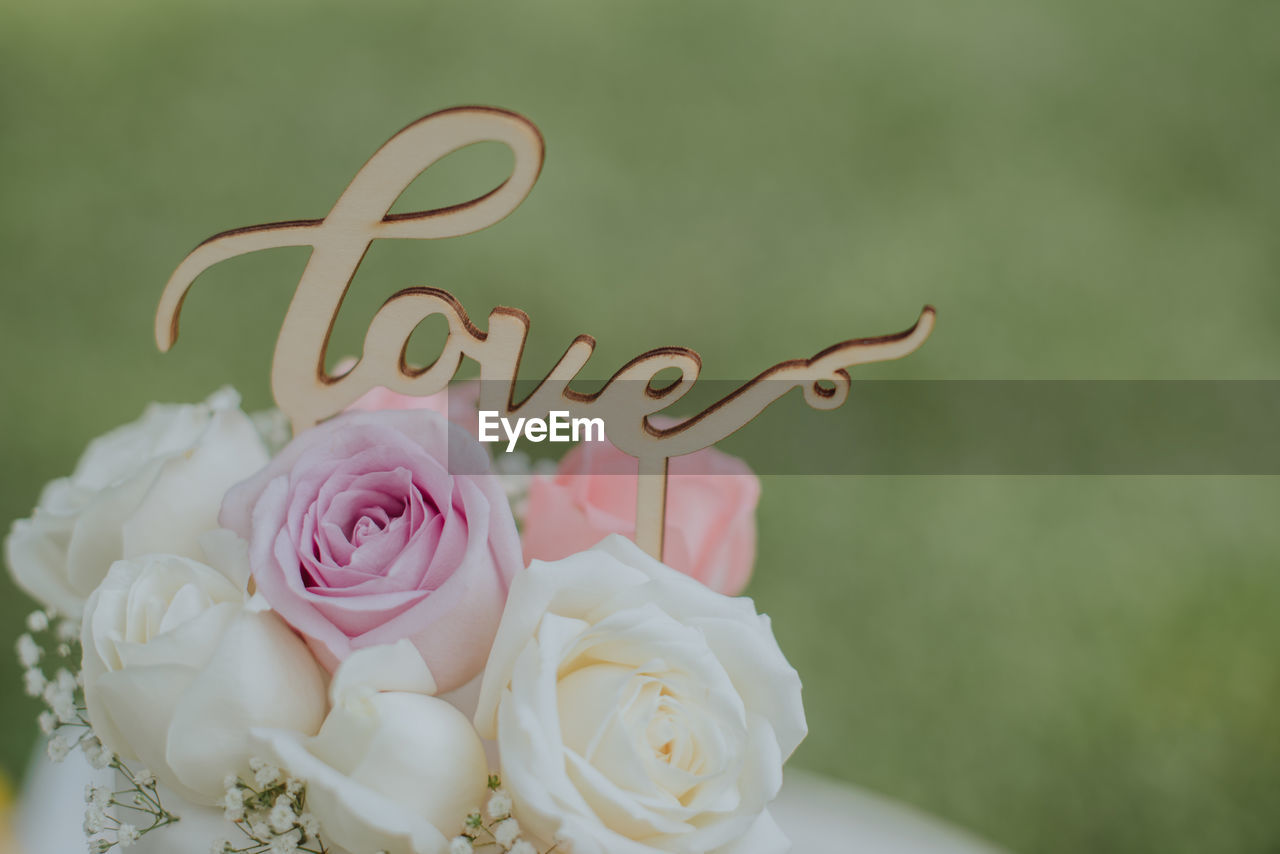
xmin=475 ymin=535 xmax=807 ymax=854
xmin=81 ymin=535 xmax=327 ymax=804
xmin=255 ymin=641 xmax=489 ymax=854
xmin=6 ymin=388 xmax=269 ymax=618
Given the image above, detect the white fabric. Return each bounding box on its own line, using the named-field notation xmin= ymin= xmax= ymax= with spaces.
xmin=768 ymin=771 xmax=1005 ymax=854
xmin=16 ymin=751 xmax=1006 ymax=854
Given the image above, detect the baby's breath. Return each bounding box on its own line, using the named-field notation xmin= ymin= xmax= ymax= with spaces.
xmin=453 ymin=775 xmax=556 ymax=854
xmin=17 ymin=611 xmax=179 ymax=852
xmin=221 ymin=764 xmax=330 ymax=854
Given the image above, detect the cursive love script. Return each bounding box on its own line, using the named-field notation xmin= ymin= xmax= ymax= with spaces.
xmin=156 ymin=106 xmax=935 ymax=559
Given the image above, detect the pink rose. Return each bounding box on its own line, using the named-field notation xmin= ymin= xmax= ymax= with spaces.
xmin=219 ymin=410 xmax=522 ymax=692
xmin=521 ymin=438 xmax=760 ymax=595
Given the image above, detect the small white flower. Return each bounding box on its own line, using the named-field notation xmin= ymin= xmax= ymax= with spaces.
xmin=450 ymin=837 xmax=474 ymax=854
xmin=38 ymin=710 xmax=57 ymax=735
xmin=298 ymin=812 xmax=320 ymax=838
xmin=509 ymin=841 xmax=538 ymax=854
xmin=89 ymin=838 xmax=113 ymax=854
xmin=209 ymin=840 xmax=231 ymax=854
xmin=249 ymin=820 xmax=272 ymax=839
xmin=268 ymin=832 xmax=299 ymax=854
xmin=47 ymin=733 xmax=72 ymax=762
xmin=24 ymin=667 xmax=46 ymax=697
xmin=269 ymin=794 xmax=297 ymax=834
xmin=134 ymin=767 xmax=156 ymax=788
xmin=56 ymin=618 xmax=80 ymax=642
xmin=223 ymin=787 xmax=246 ymax=821
xmin=117 ymin=823 xmax=140 ymax=847
xmin=26 ymin=610 xmax=50 ymax=633
xmin=493 ymin=818 xmax=521 ymax=848
xmin=223 ymin=774 xmax=239 ymax=791
xmin=83 ymin=805 xmax=107 ymax=834
xmin=17 ymin=633 xmax=42 ymax=667
xmin=84 ymin=785 xmax=110 ymax=808
xmin=82 ymin=736 xmax=113 ymax=769
xmin=57 ymin=666 xmax=78 ymax=689
xmin=487 ymin=789 xmax=513 ymax=819
xmin=50 ymin=692 xmax=77 ymax=723
xmin=45 ymin=668 xmax=79 ymax=723
xmin=250 ymin=757 xmax=282 ymax=788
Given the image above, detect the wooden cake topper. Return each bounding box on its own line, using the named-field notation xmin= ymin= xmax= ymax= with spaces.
xmin=156 ymin=106 xmax=935 ymax=560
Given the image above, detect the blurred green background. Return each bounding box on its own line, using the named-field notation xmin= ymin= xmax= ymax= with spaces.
xmin=2 ymin=0 xmax=1278 ymax=851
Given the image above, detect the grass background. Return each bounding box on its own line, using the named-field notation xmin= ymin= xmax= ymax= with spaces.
xmin=2 ymin=0 xmax=1278 ymax=851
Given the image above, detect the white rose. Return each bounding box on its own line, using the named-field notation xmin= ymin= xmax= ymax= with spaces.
xmin=474 ymin=535 xmax=807 ymax=854
xmin=81 ymin=537 xmax=327 ymax=804
xmin=256 ymin=641 xmax=490 ymax=854
xmin=5 ymin=387 xmax=270 ymax=618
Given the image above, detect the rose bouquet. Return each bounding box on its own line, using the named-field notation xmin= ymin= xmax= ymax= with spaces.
xmin=6 ymin=386 xmax=805 ymax=854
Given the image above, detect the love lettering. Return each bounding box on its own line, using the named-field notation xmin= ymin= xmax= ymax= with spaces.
xmin=155 ymin=106 xmax=934 ymax=558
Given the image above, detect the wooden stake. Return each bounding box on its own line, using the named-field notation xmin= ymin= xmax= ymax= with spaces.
xmin=635 ymin=456 xmax=670 ymax=560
